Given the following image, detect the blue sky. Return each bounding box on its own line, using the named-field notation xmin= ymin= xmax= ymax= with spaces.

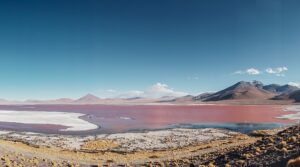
xmin=0 ymin=0 xmax=299 ymax=100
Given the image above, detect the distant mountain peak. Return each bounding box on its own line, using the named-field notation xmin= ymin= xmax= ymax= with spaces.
xmin=82 ymin=93 xmax=99 ymax=98
xmin=203 ymin=80 xmax=274 ymax=101
xmin=125 ymin=97 xmax=143 ymax=100
xmin=75 ymin=93 xmax=101 ymax=104
xmin=252 ymin=80 xmax=263 ymax=85
xmin=234 ymin=80 xmax=263 ymax=87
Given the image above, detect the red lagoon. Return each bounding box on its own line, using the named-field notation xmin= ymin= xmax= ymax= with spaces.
xmin=0 ymin=104 xmax=295 ymax=134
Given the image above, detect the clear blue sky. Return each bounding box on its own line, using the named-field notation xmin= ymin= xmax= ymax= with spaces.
xmin=0 ymin=0 xmax=299 ymax=100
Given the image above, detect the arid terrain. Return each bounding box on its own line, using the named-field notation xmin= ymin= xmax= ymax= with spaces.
xmin=0 ymin=123 xmax=299 ymax=166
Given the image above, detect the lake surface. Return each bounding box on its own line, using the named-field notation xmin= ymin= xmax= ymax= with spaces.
xmin=0 ymin=104 xmax=296 ymax=135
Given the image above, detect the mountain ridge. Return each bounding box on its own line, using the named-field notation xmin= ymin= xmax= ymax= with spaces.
xmin=0 ymin=81 xmax=299 ymax=104
xmin=202 ymin=81 xmax=276 ymax=101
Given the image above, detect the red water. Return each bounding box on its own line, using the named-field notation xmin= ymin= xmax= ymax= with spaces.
xmin=0 ymin=105 xmax=295 ymax=134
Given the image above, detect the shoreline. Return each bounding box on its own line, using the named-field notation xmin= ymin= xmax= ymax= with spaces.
xmin=0 ymin=105 xmax=299 ymax=166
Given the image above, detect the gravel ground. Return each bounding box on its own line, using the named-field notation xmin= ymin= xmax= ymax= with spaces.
xmin=145 ymin=124 xmax=300 ymax=167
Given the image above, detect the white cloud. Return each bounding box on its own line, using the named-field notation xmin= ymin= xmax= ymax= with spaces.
xmin=278 ymin=67 xmax=288 ymax=72
xmin=234 ymin=68 xmax=261 ymax=75
xmin=246 ymin=68 xmax=261 ymax=75
xmin=265 ymin=68 xmax=276 ymax=74
xmin=117 ymin=83 xmax=188 ymax=99
xmin=288 ymin=82 xmax=300 ymax=88
xmin=234 ymin=66 xmax=288 ymax=77
xmin=118 ymin=90 xmax=144 ymax=98
xmin=145 ymin=83 xmax=188 ymax=98
xmin=265 ymin=67 xmax=288 ymax=77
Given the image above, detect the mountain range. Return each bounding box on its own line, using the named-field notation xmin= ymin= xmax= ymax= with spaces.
xmin=0 ymin=81 xmax=299 ymax=105
xmin=272 ymin=90 xmax=300 ymax=102
xmin=174 ymin=80 xmax=300 ymax=103
xmin=201 ymin=81 xmax=275 ymax=101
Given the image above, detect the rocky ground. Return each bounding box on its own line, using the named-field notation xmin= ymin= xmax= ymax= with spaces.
xmin=0 ymin=125 xmax=299 ymax=166
xmin=143 ymin=125 xmax=300 ymax=167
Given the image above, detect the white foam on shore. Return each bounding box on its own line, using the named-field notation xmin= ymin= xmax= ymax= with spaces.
xmin=0 ymin=131 xmax=11 ymax=135
xmin=0 ymin=110 xmax=98 ymax=131
xmin=277 ymin=105 xmax=300 ymax=121
xmin=278 ymin=113 xmax=300 ymax=120
xmin=284 ymin=105 xmax=300 ymax=112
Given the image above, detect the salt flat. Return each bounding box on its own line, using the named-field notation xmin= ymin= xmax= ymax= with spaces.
xmin=278 ymin=113 xmax=300 ymax=120
xmin=284 ymin=105 xmax=300 ymax=112
xmin=278 ymin=105 xmax=300 ymax=121
xmin=0 ymin=110 xmax=98 ymax=131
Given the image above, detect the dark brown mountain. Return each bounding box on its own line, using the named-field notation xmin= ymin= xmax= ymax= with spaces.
xmin=289 ymin=90 xmax=300 ymax=102
xmin=263 ymin=84 xmax=299 ymax=94
xmin=203 ymin=81 xmax=276 ymax=101
xmin=273 ymin=90 xmax=300 ymax=102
